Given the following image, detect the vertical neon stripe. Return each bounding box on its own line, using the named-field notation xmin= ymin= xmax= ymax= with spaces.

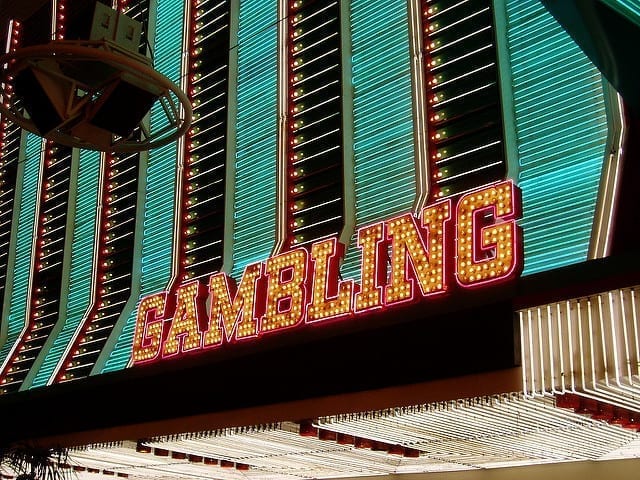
xmin=422 ymin=1 xmax=506 ymax=200
xmin=177 ymin=0 xmax=230 ymax=283
xmin=30 ymin=150 xmax=100 ymax=388
xmin=284 ymin=0 xmax=345 ymax=251
xmin=0 ymin=135 xmax=40 ymax=367
xmin=231 ymin=0 xmax=278 ymax=279
xmin=341 ymin=0 xmax=415 ymax=280
xmin=0 ymin=22 xmax=22 ymax=327
xmin=506 ymin=0 xmax=608 ymax=275
xmin=601 ymin=0 xmax=640 ymax=26
xmin=101 ymin=0 xmax=183 ymax=372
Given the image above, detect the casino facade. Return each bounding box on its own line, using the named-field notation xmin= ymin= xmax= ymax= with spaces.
xmin=0 ymin=0 xmax=639 ymax=479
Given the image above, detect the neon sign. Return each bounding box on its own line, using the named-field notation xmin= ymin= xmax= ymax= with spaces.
xmin=132 ymin=180 xmax=522 ymax=364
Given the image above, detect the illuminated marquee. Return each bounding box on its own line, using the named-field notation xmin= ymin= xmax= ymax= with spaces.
xmin=132 ymin=181 xmax=522 ymax=364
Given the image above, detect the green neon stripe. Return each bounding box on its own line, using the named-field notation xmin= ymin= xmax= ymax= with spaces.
xmin=102 ymin=0 xmax=183 ymax=372
xmin=231 ymin=0 xmax=278 ymax=279
xmin=601 ymin=0 xmax=640 ymax=26
xmin=341 ymin=0 xmax=415 ymax=281
xmin=506 ymin=0 xmax=608 ymax=275
xmin=0 ymin=122 xmax=21 ymax=324
xmin=0 ymin=135 xmax=40 ymax=367
xmin=30 ymin=150 xmax=101 ymax=388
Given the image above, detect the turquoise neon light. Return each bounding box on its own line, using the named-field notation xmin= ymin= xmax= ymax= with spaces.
xmin=0 ymin=135 xmax=41 ymax=367
xmin=601 ymin=0 xmax=640 ymax=26
xmin=341 ymin=0 xmax=416 ymax=280
xmin=101 ymin=0 xmax=183 ymax=372
xmin=506 ymin=0 xmax=609 ymax=275
xmin=231 ymin=0 xmax=278 ymax=279
xmin=30 ymin=150 xmax=100 ymax=388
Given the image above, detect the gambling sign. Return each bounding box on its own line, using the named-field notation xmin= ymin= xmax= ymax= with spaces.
xmin=132 ymin=180 xmax=522 ymax=364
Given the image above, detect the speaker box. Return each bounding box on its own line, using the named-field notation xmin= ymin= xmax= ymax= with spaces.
xmin=65 ymin=0 xmax=115 ymax=41
xmin=14 ymin=63 xmax=74 ymax=136
xmin=114 ymin=10 xmax=143 ymax=53
xmin=69 ymin=121 xmax=113 ymax=151
xmin=88 ymin=73 xmax=162 ymax=138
